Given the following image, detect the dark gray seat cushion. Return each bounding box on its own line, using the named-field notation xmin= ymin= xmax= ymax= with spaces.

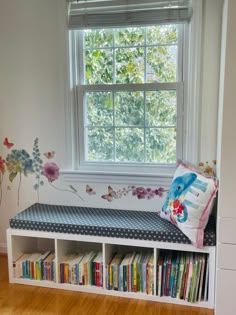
xmin=9 ymin=203 xmax=216 ymax=246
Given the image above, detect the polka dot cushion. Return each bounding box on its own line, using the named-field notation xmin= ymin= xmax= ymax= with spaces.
xmin=9 ymin=203 xmax=216 ymax=246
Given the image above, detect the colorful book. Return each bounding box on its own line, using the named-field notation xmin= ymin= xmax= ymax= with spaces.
xmin=93 ymin=252 xmax=103 ymax=287
xmin=185 ymin=253 xmax=193 ymax=301
xmin=198 ymin=254 xmax=206 ymax=301
xmin=157 ymin=256 xmax=163 ymax=296
xmin=204 ymin=255 xmax=209 ymax=301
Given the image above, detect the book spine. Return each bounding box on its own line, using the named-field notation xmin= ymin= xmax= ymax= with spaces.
xmin=198 ymin=255 xmax=206 ymax=301
xmin=119 ymin=264 xmax=123 ymax=291
xmin=133 ymin=262 xmax=137 ymax=293
xmin=109 ymin=264 xmax=113 ymax=290
xmin=169 ymin=260 xmax=176 ymax=297
xmin=204 ymin=256 xmax=209 ymax=301
xmin=158 ymin=263 xmax=162 ymax=296
xmin=137 ymin=262 xmax=141 ymax=293
xmin=100 ymin=263 xmax=103 ymax=287
xmin=123 ymin=265 xmax=127 ymax=292
xmin=165 ymin=259 xmax=171 ymax=296
xmin=128 ymin=263 xmax=132 ymax=292
xmin=143 ymin=263 xmax=147 ymax=294
xmin=95 ymin=262 xmax=98 ymax=286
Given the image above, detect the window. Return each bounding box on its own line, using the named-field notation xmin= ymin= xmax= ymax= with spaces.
xmin=67 ymin=0 xmax=199 ymax=180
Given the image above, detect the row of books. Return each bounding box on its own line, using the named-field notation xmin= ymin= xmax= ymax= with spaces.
xmin=13 ymin=249 xmax=209 ymax=303
xmin=157 ymin=251 xmax=209 ymax=303
xmin=106 ymin=251 xmax=154 ymax=295
xmin=59 ymin=251 xmax=103 ymax=286
xmin=13 ymin=251 xmax=55 ymax=281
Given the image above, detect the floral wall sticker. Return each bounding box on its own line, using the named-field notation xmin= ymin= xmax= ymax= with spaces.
xmin=32 ymin=138 xmax=83 ymax=202
xmin=2 ymin=138 xmax=219 ymax=207
xmin=6 ymin=148 xmax=34 ymax=206
xmin=0 ymin=137 xmax=83 ymax=206
xmin=198 ymin=160 xmax=217 ymax=177
xmin=0 ymin=138 xmax=217 ymax=208
xmin=0 ymin=137 xmax=169 ymax=207
xmin=100 ymin=160 xmax=218 ymax=203
xmin=101 ymin=185 xmax=167 ymax=202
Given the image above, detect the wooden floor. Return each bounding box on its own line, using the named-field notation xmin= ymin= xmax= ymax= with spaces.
xmin=0 ymin=255 xmax=214 ymax=315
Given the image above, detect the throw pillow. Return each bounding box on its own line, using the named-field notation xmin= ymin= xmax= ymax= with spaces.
xmin=158 ymin=160 xmax=218 ymax=248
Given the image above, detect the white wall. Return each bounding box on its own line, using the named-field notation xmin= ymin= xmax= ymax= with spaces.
xmin=0 ymin=0 xmax=68 ymax=249
xmin=0 ymin=0 xmax=223 ymax=250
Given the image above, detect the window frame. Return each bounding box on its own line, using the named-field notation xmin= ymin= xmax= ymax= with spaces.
xmin=63 ymin=1 xmax=203 ymax=185
xmin=73 ymin=25 xmax=184 ymax=172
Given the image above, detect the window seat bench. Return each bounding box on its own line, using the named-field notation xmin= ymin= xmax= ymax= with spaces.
xmin=7 ymin=203 xmax=216 ymax=309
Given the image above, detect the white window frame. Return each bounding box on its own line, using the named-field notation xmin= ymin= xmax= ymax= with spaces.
xmin=62 ymin=1 xmax=202 ymax=186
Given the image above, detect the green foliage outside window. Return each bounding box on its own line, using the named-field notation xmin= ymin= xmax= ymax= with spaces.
xmin=83 ymin=25 xmax=179 ymax=163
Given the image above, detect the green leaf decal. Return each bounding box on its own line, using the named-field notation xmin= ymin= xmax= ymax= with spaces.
xmin=9 ymin=172 xmax=17 ymax=182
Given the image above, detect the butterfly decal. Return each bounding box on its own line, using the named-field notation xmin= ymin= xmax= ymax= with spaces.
xmin=3 ymin=137 xmax=14 ymax=149
xmin=44 ymin=151 xmax=55 ymax=159
xmin=101 ymin=185 xmax=117 ymax=202
xmin=86 ymin=184 xmax=96 ymax=195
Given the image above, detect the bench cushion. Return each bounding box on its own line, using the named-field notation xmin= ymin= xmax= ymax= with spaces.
xmin=9 ymin=203 xmax=216 ymax=246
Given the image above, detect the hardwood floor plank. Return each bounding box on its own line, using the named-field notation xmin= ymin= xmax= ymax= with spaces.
xmin=0 ymin=255 xmax=214 ymax=315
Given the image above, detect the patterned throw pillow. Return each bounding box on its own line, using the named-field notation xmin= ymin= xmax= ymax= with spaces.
xmin=158 ymin=160 xmax=218 ymax=248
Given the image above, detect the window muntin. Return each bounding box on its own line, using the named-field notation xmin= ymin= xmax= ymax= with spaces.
xmin=75 ymin=24 xmax=183 ymax=170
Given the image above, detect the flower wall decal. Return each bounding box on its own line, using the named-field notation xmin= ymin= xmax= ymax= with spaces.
xmin=2 ymin=138 xmax=215 ymax=208
xmin=0 ymin=137 xmax=84 ymax=206
xmin=198 ymin=160 xmax=216 ymax=177
xmin=6 ymin=149 xmax=34 ymax=206
xmin=101 ymin=185 xmax=168 ymax=202
xmin=32 ymin=140 xmax=83 ymax=201
xmin=32 ymin=137 xmax=44 ymax=200
xmin=43 ymin=162 xmax=60 ymax=182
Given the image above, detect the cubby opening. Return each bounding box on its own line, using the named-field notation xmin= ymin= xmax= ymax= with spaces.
xmin=156 ymin=249 xmax=209 ymax=303
xmin=104 ymin=244 xmax=155 ymax=295
xmin=11 ymin=235 xmax=55 ymax=281
xmin=57 ymin=239 xmax=103 ymax=287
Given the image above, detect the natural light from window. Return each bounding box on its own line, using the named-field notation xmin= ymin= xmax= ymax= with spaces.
xmin=78 ymin=25 xmax=181 ymax=165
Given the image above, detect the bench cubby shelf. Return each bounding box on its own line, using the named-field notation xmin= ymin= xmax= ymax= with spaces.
xmin=7 ymin=228 xmax=215 ymax=309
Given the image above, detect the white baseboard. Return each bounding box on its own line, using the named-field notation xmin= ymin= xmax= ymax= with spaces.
xmin=0 ymin=243 xmax=7 ymax=254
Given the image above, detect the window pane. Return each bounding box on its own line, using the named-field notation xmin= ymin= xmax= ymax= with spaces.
xmin=145 ymin=128 xmax=176 ymax=163
xmin=146 ymin=46 xmax=177 ymax=82
xmin=115 ymin=91 xmax=144 ymax=126
xmin=116 ymin=128 xmax=144 ymax=162
xmin=146 ymin=25 xmax=178 ymax=45
xmin=85 ymin=49 xmax=113 ymax=84
xmin=86 ymin=92 xmax=113 ymax=126
xmin=87 ymin=127 xmax=114 ymax=161
xmin=146 ymin=90 xmax=176 ymax=126
xmin=80 ymin=24 xmax=182 ymax=166
xmin=115 ymin=48 xmax=144 ymax=84
xmin=114 ymin=27 xmax=144 ymax=47
xmin=84 ymin=29 xmax=113 ymax=48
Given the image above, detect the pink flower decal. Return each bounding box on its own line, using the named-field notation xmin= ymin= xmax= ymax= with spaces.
xmin=43 ymin=162 xmax=59 ymax=182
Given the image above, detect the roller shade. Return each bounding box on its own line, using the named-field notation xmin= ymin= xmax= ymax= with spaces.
xmin=68 ymin=0 xmax=193 ymax=29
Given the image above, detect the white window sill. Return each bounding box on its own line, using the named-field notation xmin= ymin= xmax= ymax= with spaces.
xmin=60 ymin=169 xmax=173 ymax=186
